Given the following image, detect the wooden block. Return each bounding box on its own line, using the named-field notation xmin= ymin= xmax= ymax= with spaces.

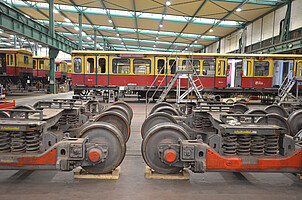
xmin=294 ymin=173 xmax=302 ymax=180
xmin=145 ymin=166 xmax=190 ymax=180
xmin=74 ymin=166 xmax=120 ymax=180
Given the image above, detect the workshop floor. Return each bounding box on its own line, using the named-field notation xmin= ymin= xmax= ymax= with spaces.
xmin=0 ymin=92 xmax=301 ymax=200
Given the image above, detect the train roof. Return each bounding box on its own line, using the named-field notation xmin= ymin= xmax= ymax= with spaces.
xmin=72 ymin=50 xmax=302 ymax=59
xmin=55 ymin=60 xmax=67 ymax=64
xmin=33 ymin=56 xmax=49 ymax=60
xmin=0 ymin=49 xmax=32 ymax=56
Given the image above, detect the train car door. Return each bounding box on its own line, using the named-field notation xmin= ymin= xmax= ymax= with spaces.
xmin=215 ymin=58 xmax=227 ymax=87
xmin=155 ymin=57 xmax=167 ymax=86
xmin=253 ymin=58 xmax=273 ymax=88
xmin=294 ymin=60 xmax=302 ymax=88
xmin=201 ymin=59 xmax=215 ymax=87
xmin=241 ymin=59 xmax=253 ymax=88
xmin=167 ymin=58 xmax=177 ymax=86
xmin=84 ymin=56 xmax=97 ymax=85
xmin=96 ymin=56 xmax=108 ymax=86
xmin=0 ymin=54 xmax=5 ymax=74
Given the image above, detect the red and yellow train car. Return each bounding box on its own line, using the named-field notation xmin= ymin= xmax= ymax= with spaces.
xmin=0 ymin=49 xmax=33 ymax=89
xmin=33 ymin=56 xmax=50 ymax=81
xmin=55 ymin=60 xmax=68 ymax=81
xmin=71 ymin=51 xmax=302 ymax=96
xmin=67 ymin=63 xmax=72 ymax=79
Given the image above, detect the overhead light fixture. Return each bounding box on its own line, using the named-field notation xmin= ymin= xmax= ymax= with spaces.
xmin=82 ymin=32 xmax=86 ymax=36
xmin=0 ymin=30 xmax=2 ymax=34
xmin=116 ymin=33 xmax=119 ymax=36
xmin=74 ymin=27 xmax=79 ymax=31
xmin=24 ymin=14 xmax=30 ymax=19
xmin=10 ymin=35 xmax=14 ymax=38
xmin=153 ymin=45 xmax=156 ymax=47
xmin=121 ymin=42 xmax=124 ymax=45
xmin=209 ymin=29 xmax=213 ymax=32
xmin=156 ymin=36 xmax=158 ymax=40
xmin=118 ymin=38 xmax=121 ymax=40
xmin=194 ymin=40 xmax=197 ymax=43
xmin=236 ymin=8 xmax=242 ymax=12
xmin=185 ymin=48 xmax=187 ymax=50
xmin=38 ymin=45 xmax=42 ymax=47
xmin=166 ymin=1 xmax=171 ymax=6
xmin=65 ymin=18 xmax=71 ymax=23
xmin=87 ymin=37 xmax=92 ymax=40
xmin=159 ymin=24 xmax=163 ymax=28
xmin=53 ymin=9 xmax=59 ymax=14
xmin=109 ymin=19 xmax=112 ymax=23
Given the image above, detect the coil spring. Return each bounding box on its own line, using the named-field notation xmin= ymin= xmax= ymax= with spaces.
xmin=251 ymin=136 xmax=265 ymax=156
xmin=11 ymin=132 xmax=26 ymax=153
xmin=193 ymin=113 xmax=212 ymax=129
xmin=25 ymin=131 xmax=41 ymax=152
xmin=0 ymin=132 xmax=11 ymax=153
xmin=223 ymin=135 xmax=237 ymax=155
xmin=265 ymin=135 xmax=279 ymax=156
xmin=237 ymin=135 xmax=251 ymax=155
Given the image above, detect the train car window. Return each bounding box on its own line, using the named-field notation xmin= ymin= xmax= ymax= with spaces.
xmin=98 ymin=58 xmax=106 ymax=73
xmin=133 ymin=59 xmax=151 ymax=75
xmin=56 ymin=63 xmax=60 ymax=71
xmin=112 ymin=58 xmax=130 ymax=74
xmin=24 ymin=56 xmax=29 ymax=64
xmin=169 ymin=60 xmax=176 ymax=74
xmin=254 ymin=61 xmax=269 ymax=76
xmin=74 ymin=58 xmax=82 ymax=73
xmin=182 ymin=60 xmax=200 ymax=74
xmin=157 ymin=59 xmax=165 ymax=74
xmin=202 ymin=60 xmax=215 ymax=76
xmin=87 ymin=58 xmax=94 ymax=73
xmin=243 ymin=61 xmax=252 ymax=76
xmin=10 ymin=55 xmax=13 ymax=65
xmin=39 ymin=60 xmax=44 ymax=69
xmin=63 ymin=64 xmax=66 ymax=71
xmin=33 ymin=60 xmax=36 ymax=69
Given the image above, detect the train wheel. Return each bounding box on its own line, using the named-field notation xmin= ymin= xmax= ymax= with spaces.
xmin=265 ymin=105 xmax=288 ymax=118
xmin=141 ymin=112 xmax=177 ymax=139
xmin=142 ymin=123 xmax=189 ymax=174
xmin=13 ymin=105 xmax=35 ymax=110
xmin=0 ymin=111 xmax=10 ymax=118
xmin=94 ymin=111 xmax=130 ymax=143
xmin=153 ymin=106 xmax=180 ymax=116
xmin=105 ymin=105 xmax=131 ymax=124
xmin=79 ymin=122 xmax=126 ymax=174
xmin=244 ymin=108 xmax=267 ymax=115
xmin=233 ymin=104 xmax=248 ymax=114
xmin=288 ymin=110 xmax=302 ymax=136
xmin=256 ymin=114 xmax=291 ymax=135
xmin=149 ymin=102 xmax=173 ymax=115
xmin=112 ymin=101 xmax=133 ymax=121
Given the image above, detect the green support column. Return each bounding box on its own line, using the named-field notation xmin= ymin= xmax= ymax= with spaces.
xmin=280 ymin=0 xmax=292 ymax=43
xmin=34 ymin=43 xmax=38 ymax=56
xmin=94 ymin=29 xmax=97 ymax=50
xmin=78 ymin=12 xmax=83 ymax=50
xmin=217 ymin=40 xmax=221 ymax=53
xmin=14 ymin=35 xmax=17 ymax=49
xmin=49 ymin=0 xmax=58 ymax=94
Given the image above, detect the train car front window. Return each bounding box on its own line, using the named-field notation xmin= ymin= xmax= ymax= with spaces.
xmin=133 ymin=59 xmax=151 ymax=75
xmin=56 ymin=63 xmax=60 ymax=71
xmin=39 ymin=60 xmax=44 ymax=69
xmin=254 ymin=61 xmax=269 ymax=76
xmin=74 ymin=58 xmax=82 ymax=73
xmin=24 ymin=56 xmax=29 ymax=64
xmin=157 ymin=59 xmax=165 ymax=74
xmin=169 ymin=60 xmax=176 ymax=74
xmin=98 ymin=58 xmax=106 ymax=73
xmin=10 ymin=55 xmax=13 ymax=65
xmin=202 ymin=60 xmax=215 ymax=76
xmin=87 ymin=58 xmax=95 ymax=73
xmin=33 ymin=60 xmax=36 ymax=69
xmin=112 ymin=59 xmax=130 ymax=74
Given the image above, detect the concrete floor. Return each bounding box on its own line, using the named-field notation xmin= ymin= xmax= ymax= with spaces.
xmin=0 ymin=92 xmax=301 ymax=200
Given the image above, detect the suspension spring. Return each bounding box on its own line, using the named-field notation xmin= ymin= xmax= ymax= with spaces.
xmin=0 ymin=132 xmax=11 ymax=153
xmin=237 ymin=135 xmax=251 ymax=155
xmin=223 ymin=135 xmax=237 ymax=155
xmin=11 ymin=132 xmax=26 ymax=153
xmin=265 ymin=135 xmax=279 ymax=156
xmin=25 ymin=131 xmax=42 ymax=152
xmin=251 ymin=136 xmax=265 ymax=156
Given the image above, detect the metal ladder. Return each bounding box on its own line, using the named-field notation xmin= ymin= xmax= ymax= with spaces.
xmin=278 ymin=70 xmax=298 ymax=105
xmin=157 ymin=58 xmax=203 ymax=103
